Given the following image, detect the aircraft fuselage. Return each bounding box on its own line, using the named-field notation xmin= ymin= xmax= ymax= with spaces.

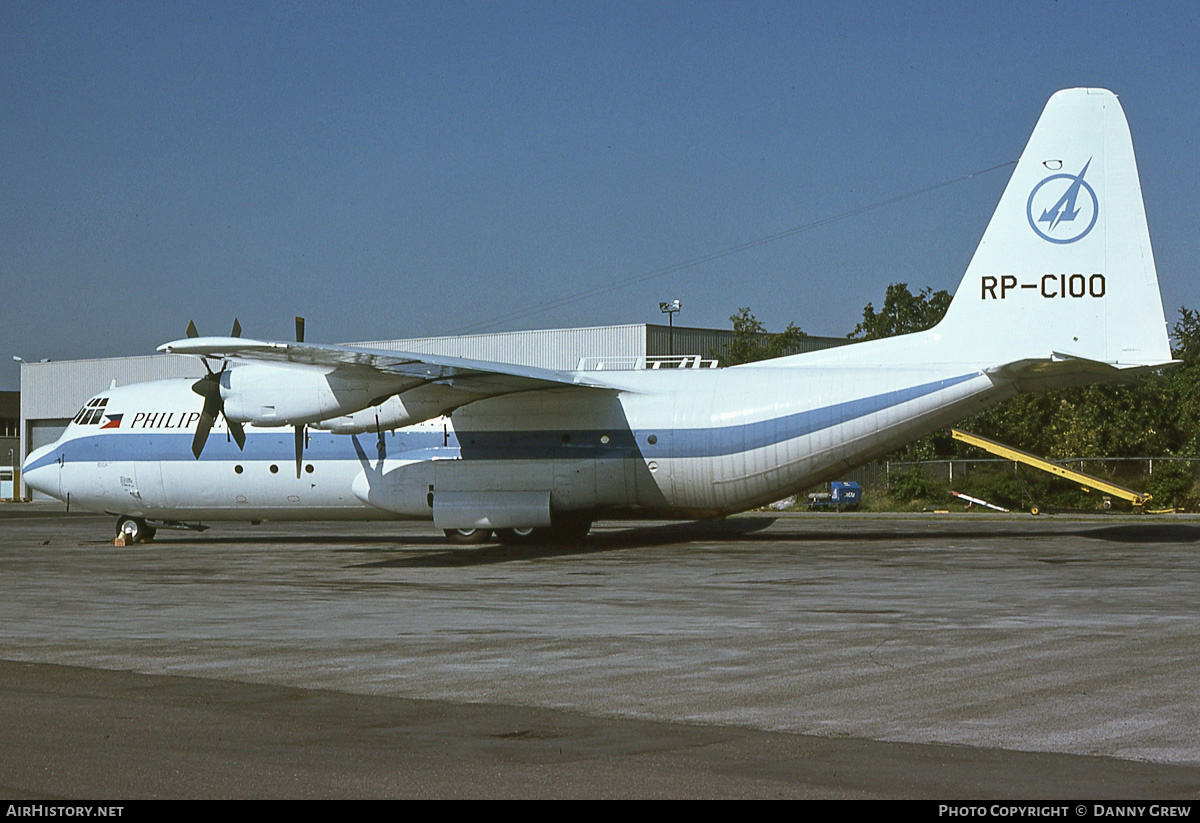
xmin=24 ymin=364 xmax=1004 ymax=525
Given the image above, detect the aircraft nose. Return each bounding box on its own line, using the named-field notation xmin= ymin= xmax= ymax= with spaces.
xmin=21 ymin=443 xmax=61 ymax=500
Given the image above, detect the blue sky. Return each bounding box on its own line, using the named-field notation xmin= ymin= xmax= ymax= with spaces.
xmin=3 ymin=1 xmax=1197 ymax=389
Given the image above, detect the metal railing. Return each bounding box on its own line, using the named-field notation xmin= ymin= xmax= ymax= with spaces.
xmin=576 ymin=355 xmax=720 ymax=371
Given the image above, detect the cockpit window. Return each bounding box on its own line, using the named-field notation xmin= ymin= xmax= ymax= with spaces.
xmin=73 ymin=397 xmax=109 ymax=425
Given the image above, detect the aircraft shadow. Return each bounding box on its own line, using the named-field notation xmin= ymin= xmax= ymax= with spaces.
xmin=347 ymin=519 xmax=1196 ymax=571
xmin=139 ymin=533 xmax=443 ymax=548
xmin=348 ymin=517 xmax=779 ymax=569
xmin=1069 ymin=523 xmax=1200 ymax=543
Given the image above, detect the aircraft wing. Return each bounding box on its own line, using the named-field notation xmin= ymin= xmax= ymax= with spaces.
xmin=164 ymin=335 xmax=604 ymax=383
xmin=157 ymin=336 xmax=614 ymax=399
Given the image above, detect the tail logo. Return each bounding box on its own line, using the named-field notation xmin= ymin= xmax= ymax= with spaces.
xmin=1026 ymin=158 xmax=1099 ymax=244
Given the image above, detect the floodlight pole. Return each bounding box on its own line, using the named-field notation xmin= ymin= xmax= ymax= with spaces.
xmin=659 ymin=300 xmax=681 ymax=359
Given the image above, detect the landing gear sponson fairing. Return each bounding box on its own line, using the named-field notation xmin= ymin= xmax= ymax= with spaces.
xmin=24 ymin=89 xmax=1174 ymax=544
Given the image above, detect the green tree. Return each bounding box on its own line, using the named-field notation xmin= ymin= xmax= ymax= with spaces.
xmin=1157 ymin=306 xmax=1200 ymax=456
xmin=960 ymin=307 xmax=1198 ymax=460
xmin=848 ymin=283 xmax=952 ymax=340
xmin=1170 ymin=306 xmax=1200 ymax=362
xmin=721 ymin=307 xmax=807 ymax=366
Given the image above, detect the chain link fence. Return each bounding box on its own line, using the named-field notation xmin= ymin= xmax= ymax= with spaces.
xmin=791 ymin=457 xmax=1200 ymax=510
xmin=880 ymin=456 xmax=1200 ymax=488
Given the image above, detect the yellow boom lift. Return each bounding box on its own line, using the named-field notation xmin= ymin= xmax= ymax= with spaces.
xmin=950 ymin=429 xmax=1158 ymax=513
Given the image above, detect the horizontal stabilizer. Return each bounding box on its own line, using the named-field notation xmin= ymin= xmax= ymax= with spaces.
xmin=987 ymin=353 xmax=1179 ymax=390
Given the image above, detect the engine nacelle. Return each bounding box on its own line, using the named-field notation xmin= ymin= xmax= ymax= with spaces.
xmin=220 ymin=363 xmax=406 ymax=426
xmin=310 ymin=393 xmax=453 ymax=433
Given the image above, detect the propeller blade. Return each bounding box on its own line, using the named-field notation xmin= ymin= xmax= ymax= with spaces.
xmin=192 ymin=409 xmax=215 ymax=459
xmin=186 ymin=320 xmax=199 ymax=339
xmin=231 ymin=318 xmax=242 ymax=338
xmin=228 ymin=420 xmax=246 ymax=450
xmin=294 ymin=424 xmax=304 ymax=478
xmin=190 ymin=379 xmax=222 ymax=458
xmin=295 ymin=316 xmax=305 ymax=343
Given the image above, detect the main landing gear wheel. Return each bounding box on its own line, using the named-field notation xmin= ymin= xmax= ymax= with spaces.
xmin=115 ymin=516 xmax=156 ymax=543
xmin=443 ymin=528 xmax=493 ymax=545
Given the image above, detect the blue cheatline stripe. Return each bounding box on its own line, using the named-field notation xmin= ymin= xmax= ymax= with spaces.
xmin=662 ymin=371 xmax=978 ymax=458
xmin=29 ymin=372 xmax=979 ymax=469
xmin=459 ymin=372 xmax=980 ymax=459
xmin=26 ymin=430 xmax=458 ymax=472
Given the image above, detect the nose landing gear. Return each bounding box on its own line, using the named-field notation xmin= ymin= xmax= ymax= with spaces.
xmin=115 ymin=516 xmax=156 ymax=544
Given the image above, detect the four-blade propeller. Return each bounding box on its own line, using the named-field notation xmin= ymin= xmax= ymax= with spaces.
xmin=188 ymin=319 xmax=246 ymax=459
xmin=186 ymin=317 xmax=309 ymax=479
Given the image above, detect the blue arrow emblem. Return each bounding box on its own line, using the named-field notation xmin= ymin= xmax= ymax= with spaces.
xmin=1026 ymin=158 xmax=1099 ymax=244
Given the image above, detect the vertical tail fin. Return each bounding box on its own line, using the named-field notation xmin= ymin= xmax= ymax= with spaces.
xmin=936 ymin=88 xmax=1171 ymax=370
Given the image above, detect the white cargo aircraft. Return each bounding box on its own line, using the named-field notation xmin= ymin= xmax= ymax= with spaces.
xmin=24 ymin=89 xmax=1174 ymax=544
